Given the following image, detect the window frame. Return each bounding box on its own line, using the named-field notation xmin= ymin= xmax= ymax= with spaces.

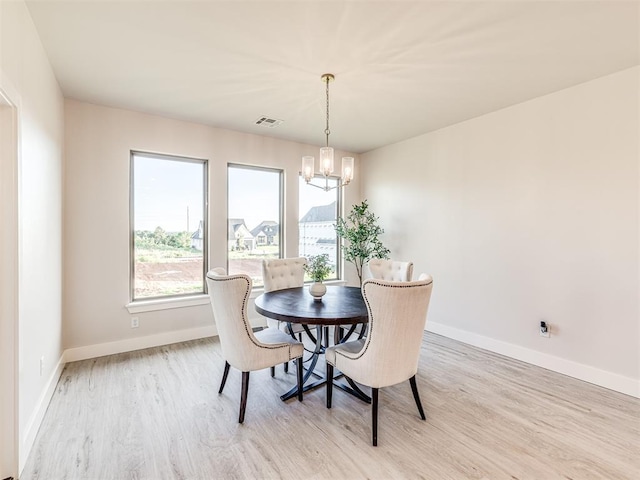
xmin=298 ymin=173 xmax=343 ymax=282
xmin=129 ymin=150 xmax=209 ymax=302
xmin=226 ymin=163 xmax=284 ymax=282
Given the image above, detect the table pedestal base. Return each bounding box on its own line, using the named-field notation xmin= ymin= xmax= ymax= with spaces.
xmin=280 ymin=325 xmax=371 ymax=404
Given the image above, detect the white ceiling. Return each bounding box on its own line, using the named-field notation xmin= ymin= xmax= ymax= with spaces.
xmin=25 ymin=0 xmax=639 ymax=154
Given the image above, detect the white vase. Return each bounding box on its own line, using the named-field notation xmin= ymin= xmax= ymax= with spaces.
xmin=309 ymin=281 xmax=327 ymax=301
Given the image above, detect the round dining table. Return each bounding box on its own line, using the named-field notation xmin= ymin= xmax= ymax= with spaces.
xmin=254 ymin=285 xmax=370 ymax=402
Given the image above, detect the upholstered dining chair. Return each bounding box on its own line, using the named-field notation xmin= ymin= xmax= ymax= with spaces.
xmin=363 ymin=258 xmax=414 ymax=282
xmin=325 ymin=275 xmax=434 ymax=445
xmin=341 ymin=259 xmax=414 ymax=341
xmin=262 ymin=257 xmax=308 ymax=372
xmin=206 ymin=268 xmax=304 ymax=423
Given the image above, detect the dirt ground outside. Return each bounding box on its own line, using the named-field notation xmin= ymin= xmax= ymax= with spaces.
xmin=134 ymin=256 xmax=272 ymax=298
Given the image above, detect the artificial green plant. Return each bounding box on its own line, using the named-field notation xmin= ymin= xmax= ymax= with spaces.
xmin=334 ymin=200 xmax=390 ymax=285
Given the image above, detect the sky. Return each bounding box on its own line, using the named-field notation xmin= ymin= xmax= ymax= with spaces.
xmin=133 ymin=154 xmax=204 ymax=232
xmin=134 ymin=155 xmax=339 ymax=234
xmin=228 ymin=166 xmax=339 ymax=231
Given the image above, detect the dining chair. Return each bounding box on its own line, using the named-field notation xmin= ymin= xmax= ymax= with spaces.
xmin=262 ymin=257 xmax=308 ymax=372
xmin=325 ymin=274 xmax=434 ymax=445
xmin=343 ymin=259 xmax=414 ymax=341
xmin=206 ymin=268 xmax=304 ymax=423
xmin=363 ymin=258 xmax=414 ymax=282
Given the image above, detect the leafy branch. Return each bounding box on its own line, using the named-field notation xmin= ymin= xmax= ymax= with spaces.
xmin=334 ymin=200 xmax=390 ymax=285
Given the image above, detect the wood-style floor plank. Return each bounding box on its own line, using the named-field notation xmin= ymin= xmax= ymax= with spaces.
xmin=20 ymin=333 xmax=639 ymax=479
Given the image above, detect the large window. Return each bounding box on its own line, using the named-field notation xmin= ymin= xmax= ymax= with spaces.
xmin=299 ymin=176 xmax=340 ymax=280
xmin=130 ymin=152 xmax=207 ymax=300
xmin=227 ymin=164 xmax=283 ymax=286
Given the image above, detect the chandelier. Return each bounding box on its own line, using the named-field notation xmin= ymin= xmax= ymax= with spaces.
xmin=302 ymin=73 xmax=354 ymax=192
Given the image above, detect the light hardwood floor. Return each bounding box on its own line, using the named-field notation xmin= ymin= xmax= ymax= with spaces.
xmin=21 ymin=333 xmax=639 ymax=479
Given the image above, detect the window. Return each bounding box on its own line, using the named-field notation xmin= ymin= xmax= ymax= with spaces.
xmin=299 ymin=175 xmax=340 ymax=281
xmin=227 ymin=164 xmax=283 ymax=287
xmin=130 ymin=152 xmax=207 ymax=300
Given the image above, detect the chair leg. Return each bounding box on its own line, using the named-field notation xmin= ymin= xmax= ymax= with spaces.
xmin=409 ymin=375 xmax=426 ymax=420
xmin=326 ymin=363 xmax=333 ymax=408
xmin=270 ymin=366 xmax=275 ymax=377
xmin=219 ymin=361 xmax=230 ymax=394
xmin=239 ymin=371 xmax=250 ymax=423
xmin=296 ymin=357 xmax=303 ymax=402
xmin=284 ymin=361 xmax=289 ymax=373
xmin=372 ymin=387 xmax=379 ymax=446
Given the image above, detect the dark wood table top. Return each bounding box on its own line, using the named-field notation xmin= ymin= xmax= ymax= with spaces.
xmin=254 ymin=285 xmax=368 ymax=326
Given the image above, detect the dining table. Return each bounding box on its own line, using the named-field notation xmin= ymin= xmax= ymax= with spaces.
xmin=254 ymin=285 xmax=371 ymax=402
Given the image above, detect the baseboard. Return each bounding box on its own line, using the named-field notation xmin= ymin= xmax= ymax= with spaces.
xmin=20 ymin=355 xmax=65 ymax=474
xmin=426 ymin=321 xmax=640 ymax=399
xmin=63 ymin=325 xmax=218 ymax=363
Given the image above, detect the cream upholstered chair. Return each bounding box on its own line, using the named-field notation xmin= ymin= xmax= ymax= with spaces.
xmin=262 ymin=257 xmax=308 ymax=335
xmin=206 ymin=268 xmax=304 ymax=423
xmin=363 ymin=258 xmax=414 ymax=282
xmin=325 ymin=275 xmax=434 ymax=445
xmin=262 ymin=257 xmax=308 ymax=373
xmin=345 ymin=259 xmax=413 ymax=341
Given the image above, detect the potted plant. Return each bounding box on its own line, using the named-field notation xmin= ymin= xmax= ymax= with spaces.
xmin=335 ymin=200 xmax=390 ymax=285
xmin=304 ymin=254 xmax=332 ymax=301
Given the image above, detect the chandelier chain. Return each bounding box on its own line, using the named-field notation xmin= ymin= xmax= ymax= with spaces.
xmin=325 ymin=76 xmax=330 ymax=147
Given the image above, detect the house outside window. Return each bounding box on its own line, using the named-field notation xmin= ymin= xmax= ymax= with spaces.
xmin=227 ymin=164 xmax=283 ymax=287
xmin=130 ymin=151 xmax=207 ymax=300
xmin=299 ymin=175 xmax=340 ymax=281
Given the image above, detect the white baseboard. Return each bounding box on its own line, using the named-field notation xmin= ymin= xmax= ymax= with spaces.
xmin=20 ymin=355 xmax=65 ymax=473
xmin=426 ymin=321 xmax=639 ymax=399
xmin=63 ymin=325 xmax=218 ymax=363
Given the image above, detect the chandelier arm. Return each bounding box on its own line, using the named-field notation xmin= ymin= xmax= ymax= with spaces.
xmin=305 ymin=177 xmax=346 ymax=192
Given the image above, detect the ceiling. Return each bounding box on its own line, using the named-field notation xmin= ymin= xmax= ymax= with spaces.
xmin=25 ymin=0 xmax=639 ymax=154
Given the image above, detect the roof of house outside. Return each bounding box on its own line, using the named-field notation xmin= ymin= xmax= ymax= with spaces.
xmin=250 ymin=220 xmax=279 ymax=238
xmin=228 ymin=219 xmax=254 ymax=241
xmin=300 ymin=201 xmax=336 ymax=223
xmin=191 ymin=220 xmax=203 ymax=239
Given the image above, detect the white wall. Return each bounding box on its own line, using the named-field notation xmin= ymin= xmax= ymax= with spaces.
xmin=0 ymin=0 xmax=65 ymax=472
xmin=63 ymin=100 xmax=361 ymax=353
xmin=362 ymin=67 xmax=639 ymax=396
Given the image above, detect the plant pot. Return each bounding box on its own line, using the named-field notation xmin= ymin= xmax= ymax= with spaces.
xmin=309 ymin=281 xmax=327 ymax=302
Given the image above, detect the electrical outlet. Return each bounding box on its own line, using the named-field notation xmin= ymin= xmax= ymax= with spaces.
xmin=40 ymin=356 xmax=44 ymax=376
xmin=539 ymin=320 xmax=550 ymax=338
xmin=131 ymin=317 xmax=139 ymax=328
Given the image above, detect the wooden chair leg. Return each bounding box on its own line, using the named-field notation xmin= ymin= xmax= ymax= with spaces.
xmin=284 ymin=361 xmax=289 ymax=373
xmin=409 ymin=375 xmax=426 ymax=420
xmin=326 ymin=363 xmax=333 ymax=408
xmin=219 ymin=361 xmax=230 ymax=394
xmin=372 ymin=387 xmax=379 ymax=446
xmin=296 ymin=357 xmax=303 ymax=402
xmin=270 ymin=366 xmax=275 ymax=377
xmin=239 ymin=371 xmax=250 ymax=423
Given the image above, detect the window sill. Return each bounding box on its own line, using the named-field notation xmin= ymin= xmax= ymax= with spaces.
xmin=126 ymin=294 xmax=211 ymax=314
xmin=126 ymin=279 xmax=347 ymax=314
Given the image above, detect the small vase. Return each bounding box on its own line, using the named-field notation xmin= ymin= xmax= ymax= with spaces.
xmin=309 ymin=281 xmax=327 ymax=302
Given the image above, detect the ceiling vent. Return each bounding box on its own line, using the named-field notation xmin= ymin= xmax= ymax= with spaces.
xmin=255 ymin=116 xmax=283 ymax=128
